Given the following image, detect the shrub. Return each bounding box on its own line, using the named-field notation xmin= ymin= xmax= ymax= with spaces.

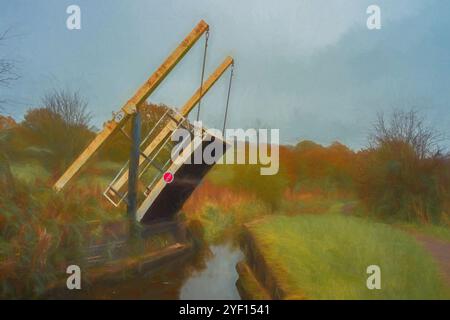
xmin=292 ymin=141 xmax=356 ymax=194
xmin=0 ymin=157 xmax=124 ymax=298
xmin=357 ymin=109 xmax=449 ymax=223
xmin=18 ymin=108 xmax=93 ymax=172
xmin=230 ymin=163 xmax=288 ymax=211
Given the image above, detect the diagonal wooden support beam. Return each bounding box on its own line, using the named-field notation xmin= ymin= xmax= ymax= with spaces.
xmin=107 ymin=56 xmax=234 ymax=197
xmin=53 ymin=20 xmax=209 ymax=192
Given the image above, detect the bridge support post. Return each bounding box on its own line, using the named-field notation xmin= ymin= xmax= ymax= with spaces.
xmin=127 ymin=109 xmax=141 ymax=240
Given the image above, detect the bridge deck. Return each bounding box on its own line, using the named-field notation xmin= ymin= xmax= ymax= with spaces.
xmin=138 ymin=133 xmax=228 ymax=224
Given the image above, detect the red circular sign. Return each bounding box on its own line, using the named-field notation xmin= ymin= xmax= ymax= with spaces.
xmin=163 ymin=172 xmax=174 ymax=183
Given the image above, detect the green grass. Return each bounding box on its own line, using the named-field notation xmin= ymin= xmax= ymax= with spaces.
xmin=76 ymin=174 xmax=113 ymax=189
xmin=9 ymin=160 xmax=123 ymax=189
xmin=281 ymin=195 xmax=354 ymax=215
xmin=75 ymin=160 xmax=123 ymax=188
xmin=196 ymin=203 xmax=236 ymax=244
xmin=10 ymin=162 xmax=50 ymax=183
xmin=184 ymin=200 xmax=271 ymax=244
xmin=206 ymin=165 xmax=236 ymax=186
xmin=247 ymin=214 xmax=450 ymax=299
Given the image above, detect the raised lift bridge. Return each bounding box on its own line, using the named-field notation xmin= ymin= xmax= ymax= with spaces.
xmin=53 ymin=20 xmax=234 ymax=224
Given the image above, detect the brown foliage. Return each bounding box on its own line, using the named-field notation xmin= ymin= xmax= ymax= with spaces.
xmin=18 ymin=107 xmax=93 ymax=172
xmin=0 ymin=115 xmax=16 ymax=130
xmin=288 ymin=140 xmax=356 ymax=193
xmin=357 ymin=109 xmax=449 ymax=222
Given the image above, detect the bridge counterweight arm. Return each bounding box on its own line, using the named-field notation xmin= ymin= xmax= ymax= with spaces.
xmin=108 ymin=56 xmax=234 ymax=196
xmin=53 ymin=20 xmax=209 ymax=192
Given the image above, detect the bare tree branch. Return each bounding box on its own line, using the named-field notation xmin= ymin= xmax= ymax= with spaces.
xmin=42 ymin=89 xmax=92 ymax=127
xmin=0 ymin=28 xmax=20 ymax=109
xmin=0 ymin=58 xmax=19 ymax=86
xmin=369 ymin=108 xmax=445 ymax=159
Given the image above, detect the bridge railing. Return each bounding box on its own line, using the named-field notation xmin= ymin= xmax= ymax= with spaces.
xmin=103 ymin=108 xmax=196 ymax=207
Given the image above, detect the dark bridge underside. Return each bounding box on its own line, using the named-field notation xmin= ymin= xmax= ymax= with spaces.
xmin=141 ymin=138 xmax=227 ymax=224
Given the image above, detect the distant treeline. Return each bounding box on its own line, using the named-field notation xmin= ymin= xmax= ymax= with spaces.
xmin=1 ymin=92 xmax=449 ymax=224
xmin=278 ymin=110 xmax=450 ymax=223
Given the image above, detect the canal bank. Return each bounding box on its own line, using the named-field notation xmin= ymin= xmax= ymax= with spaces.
xmin=235 ymin=222 xmax=299 ymax=300
xmin=235 ymin=215 xmax=450 ymax=300
xmin=45 ymin=214 xmax=288 ymax=300
xmin=50 ymin=241 xmax=243 ymax=300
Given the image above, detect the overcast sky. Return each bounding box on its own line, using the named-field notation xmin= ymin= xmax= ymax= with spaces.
xmin=1 ymin=0 xmax=449 ymax=149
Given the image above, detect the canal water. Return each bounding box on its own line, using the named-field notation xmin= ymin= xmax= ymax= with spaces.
xmin=179 ymin=244 xmax=243 ymax=300
xmin=64 ymin=244 xmax=243 ymax=299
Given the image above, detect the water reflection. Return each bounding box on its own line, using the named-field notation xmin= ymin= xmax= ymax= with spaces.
xmin=180 ymin=244 xmax=243 ymax=300
xmin=56 ymin=244 xmax=243 ymax=300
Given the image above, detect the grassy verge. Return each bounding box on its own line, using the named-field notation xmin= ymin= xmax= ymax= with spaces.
xmin=245 ymin=214 xmax=450 ymax=299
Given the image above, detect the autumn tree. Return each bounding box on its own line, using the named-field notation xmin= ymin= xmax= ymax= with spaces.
xmin=358 ymin=109 xmax=449 ymax=223
xmin=20 ymin=90 xmax=94 ymax=172
xmin=369 ymin=109 xmax=444 ymax=159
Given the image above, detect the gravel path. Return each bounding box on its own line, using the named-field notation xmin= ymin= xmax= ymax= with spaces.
xmin=413 ymin=233 xmax=450 ymax=287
